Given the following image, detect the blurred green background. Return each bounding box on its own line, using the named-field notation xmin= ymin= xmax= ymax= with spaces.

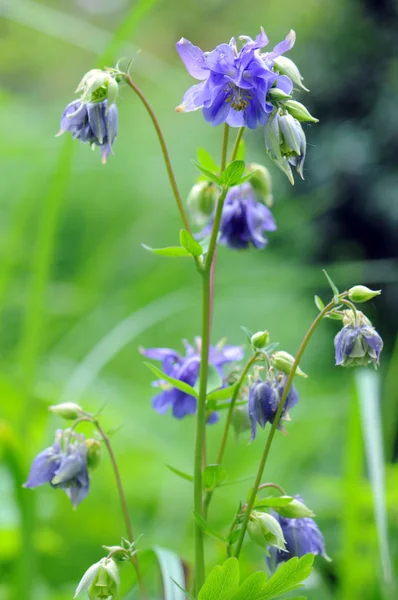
xmin=0 ymin=0 xmax=397 ymax=598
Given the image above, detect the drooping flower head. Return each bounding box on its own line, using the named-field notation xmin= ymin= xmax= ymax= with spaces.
xmin=176 ymin=29 xmax=296 ymax=129
xmin=58 ymin=99 xmax=118 ymax=163
xmin=141 ymin=337 xmax=243 ymax=420
xmin=269 ymin=495 xmax=329 ymax=567
xmin=264 ymin=109 xmax=307 ymax=184
xmin=200 ymin=182 xmax=276 ymax=250
xmin=248 ymin=372 xmax=299 ymax=440
xmin=334 ymin=310 xmax=383 ymax=368
xmin=24 ymin=430 xmax=90 ymax=507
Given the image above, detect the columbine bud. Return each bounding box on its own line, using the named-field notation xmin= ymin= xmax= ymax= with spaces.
xmin=248 ymin=511 xmax=286 ymax=551
xmin=348 ymin=285 xmax=382 ymax=303
xmin=49 ymin=402 xmax=83 ymax=420
xmin=74 ymin=558 xmax=120 ymax=599
xmin=76 ymin=69 xmax=119 ymax=108
xmin=264 ymin=110 xmax=307 ymax=184
xmin=250 ymin=330 xmax=270 ymax=349
xmin=273 ymin=55 xmax=309 ymax=92
xmin=246 ymin=164 xmax=273 ymax=206
xmin=271 ymin=351 xmax=307 ymax=378
xmin=231 ymin=403 xmax=251 ymax=436
xmin=284 ymin=100 xmax=318 ymax=123
xmin=86 ymin=438 xmax=101 ymax=469
xmin=268 ymin=88 xmax=292 ymax=102
xmin=334 ymin=310 xmax=383 ymax=368
xmin=187 ymin=181 xmax=218 ymax=227
xmin=275 ymin=496 xmax=315 ymax=519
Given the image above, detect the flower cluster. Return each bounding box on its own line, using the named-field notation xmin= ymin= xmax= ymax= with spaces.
xmin=142 ymin=337 xmax=243 ymax=420
xmin=24 ymin=430 xmax=90 ymax=508
xmin=248 ymin=372 xmax=299 ymax=440
xmin=334 ymin=310 xmax=383 ymax=368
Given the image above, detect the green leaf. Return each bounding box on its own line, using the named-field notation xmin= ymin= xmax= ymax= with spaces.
xmin=254 ymin=496 xmax=294 ymax=510
xmin=208 ymin=400 xmax=247 ymax=412
xmin=144 ymin=362 xmax=198 ymax=398
xmin=198 ymin=558 xmax=240 ymax=600
xmin=322 ymin=269 xmax=339 ymax=297
xmin=194 ymin=162 xmax=221 ymax=184
xmin=263 ymin=342 xmax=280 ymax=354
xmin=260 ymin=554 xmax=314 ymax=599
xmin=239 ymin=170 xmax=259 ymax=184
xmin=170 ymin=578 xmax=195 ymax=600
xmin=231 ymin=571 xmax=268 ymax=600
xmin=314 ymin=295 xmax=325 ymax=311
xmin=220 ymin=160 xmax=245 ymax=187
xmin=142 ymin=244 xmax=191 ymax=257
xmin=325 ymin=312 xmax=344 ymax=321
xmin=207 ymin=382 xmax=238 ymax=402
xmin=241 ymin=325 xmax=253 ymax=342
xmin=227 ymin=528 xmax=242 ymax=544
xmin=166 ymin=464 xmax=193 ymax=483
xmin=179 ymin=229 xmax=203 ymax=257
xmin=207 ymin=364 xmax=223 ymax=392
xmin=193 ymin=512 xmax=226 ymax=542
xmin=153 ymin=546 xmax=186 ymax=600
xmin=197 ymin=148 xmax=219 ymax=173
xmin=203 ymin=464 xmax=227 ymax=491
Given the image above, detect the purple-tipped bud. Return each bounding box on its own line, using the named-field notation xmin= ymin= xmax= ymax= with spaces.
xmin=334 ymin=310 xmax=383 ymax=368
xmin=58 ymin=99 xmax=118 ymax=163
xmin=249 ymin=374 xmax=299 ymax=440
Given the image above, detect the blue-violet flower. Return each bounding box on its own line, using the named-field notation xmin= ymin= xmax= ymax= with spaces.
xmin=142 ymin=337 xmax=243 ymax=420
xmin=334 ymin=310 xmax=383 ymax=368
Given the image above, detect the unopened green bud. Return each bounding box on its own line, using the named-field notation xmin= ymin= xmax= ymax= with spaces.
xmin=76 ymin=69 xmax=119 ymax=107
xmin=74 ymin=558 xmax=120 ymax=599
xmin=284 ymin=100 xmax=318 ymax=123
xmin=276 ymin=496 xmax=315 ymax=518
xmin=187 ymin=181 xmax=218 ymax=227
xmin=250 ymin=330 xmax=270 ymax=349
xmin=248 ymin=511 xmax=286 ymax=551
xmin=86 ymin=438 xmax=101 ymax=469
xmin=231 ymin=403 xmax=251 ymax=436
xmin=246 ymin=164 xmax=273 ymax=206
xmin=273 ymin=55 xmax=309 ymax=92
xmin=348 ymin=285 xmax=381 ymax=303
xmin=268 ymin=87 xmax=292 ymax=102
xmin=271 ymin=351 xmax=307 ymax=378
xmin=49 ymin=402 xmax=83 ymax=420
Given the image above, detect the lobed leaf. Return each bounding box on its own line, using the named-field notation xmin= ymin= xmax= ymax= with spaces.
xmin=203 ymin=464 xmax=227 ymax=491
xmin=198 ymin=558 xmax=240 ymax=600
xmin=220 ymin=160 xmax=245 ymax=187
xmin=260 ymin=554 xmax=314 ymax=599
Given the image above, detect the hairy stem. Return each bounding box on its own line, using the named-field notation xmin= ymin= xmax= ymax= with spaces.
xmin=125 ymin=75 xmax=191 ymax=232
xmin=233 ymin=300 xmax=335 ymax=558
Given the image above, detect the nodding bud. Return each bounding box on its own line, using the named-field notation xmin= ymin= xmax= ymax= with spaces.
xmin=248 ymin=511 xmax=286 ymax=551
xmin=275 ymin=496 xmax=316 ymax=519
xmin=273 ymin=55 xmax=309 ymax=92
xmin=284 ymin=100 xmax=318 ymax=123
xmin=246 ymin=164 xmax=273 ymax=207
xmin=271 ymin=351 xmax=307 ymax=378
xmin=74 ymin=558 xmax=120 ymax=599
xmin=250 ymin=330 xmax=270 ymax=349
xmin=86 ymin=438 xmax=101 ymax=469
xmin=187 ymin=181 xmax=218 ymax=226
xmin=76 ymin=69 xmax=119 ymax=108
xmin=49 ymin=402 xmax=83 ymax=420
xmin=264 ymin=110 xmax=307 ymax=185
xmin=348 ymin=285 xmax=382 ymax=303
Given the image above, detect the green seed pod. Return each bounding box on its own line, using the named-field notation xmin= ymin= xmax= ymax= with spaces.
xmin=284 ymin=100 xmax=318 ymax=123
xmin=348 ymin=285 xmax=381 ymax=303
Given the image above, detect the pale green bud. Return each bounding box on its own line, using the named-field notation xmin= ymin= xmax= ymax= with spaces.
xmin=187 ymin=181 xmax=218 ymax=227
xmin=74 ymin=558 xmax=120 ymax=599
xmin=246 ymin=164 xmax=273 ymax=206
xmin=86 ymin=438 xmax=101 ymax=470
xmin=348 ymin=285 xmax=381 ymax=303
xmin=268 ymin=88 xmax=292 ymax=102
xmin=49 ymin=402 xmax=83 ymax=420
xmin=271 ymin=351 xmax=308 ymax=378
xmin=250 ymin=330 xmax=270 ymax=349
xmin=284 ymin=100 xmax=318 ymax=123
xmin=276 ymin=496 xmax=315 ymax=518
xmin=76 ymin=69 xmax=119 ymax=107
xmin=248 ymin=511 xmax=286 ymax=551
xmin=273 ymin=55 xmax=309 ymax=92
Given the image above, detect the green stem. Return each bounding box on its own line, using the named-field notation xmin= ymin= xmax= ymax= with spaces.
xmin=125 ymin=75 xmax=191 ymax=233
xmin=233 ymin=299 xmax=335 ymax=559
xmin=230 ymin=127 xmax=245 ymax=162
xmin=221 ymin=124 xmax=230 ymax=172
xmin=204 ymin=188 xmax=228 ymax=272
xmin=257 ymin=482 xmax=286 ymax=495
xmin=90 ymin=418 xmax=148 ymax=599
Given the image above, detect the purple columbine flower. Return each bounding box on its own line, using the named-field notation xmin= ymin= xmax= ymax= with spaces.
xmin=248 ymin=373 xmax=299 ymax=441
xmin=57 ymin=99 xmax=118 ymax=163
xmin=269 ymin=495 xmax=329 ymax=566
xmin=24 ymin=430 xmax=90 ymax=508
xmin=176 ymin=29 xmax=295 ymax=129
xmin=334 ymin=310 xmax=383 ymax=368
xmin=141 ymin=337 xmax=243 ymax=420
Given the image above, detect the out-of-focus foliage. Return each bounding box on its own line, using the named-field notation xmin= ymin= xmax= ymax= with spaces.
xmin=0 ymin=0 xmax=397 ymax=599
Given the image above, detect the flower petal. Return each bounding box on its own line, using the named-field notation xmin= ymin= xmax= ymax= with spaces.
xmin=176 ymin=38 xmax=209 ymax=80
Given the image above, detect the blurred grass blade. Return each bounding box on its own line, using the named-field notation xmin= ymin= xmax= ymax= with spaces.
xmin=153 ymin=546 xmax=186 ymax=600
xmin=355 ymin=370 xmax=393 ymax=586
xmin=60 ymin=292 xmax=188 ymax=403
